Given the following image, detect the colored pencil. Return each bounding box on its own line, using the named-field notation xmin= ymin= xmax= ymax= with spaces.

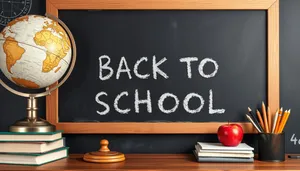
xmin=274 ymin=107 xmax=283 ymax=133
xmin=245 ymin=114 xmax=262 ymax=133
xmin=248 ymin=107 xmax=264 ymax=133
xmin=271 ymin=110 xmax=279 ymax=133
xmin=261 ymin=102 xmax=269 ymax=133
xmin=277 ymin=110 xmax=288 ymax=134
xmin=256 ymin=109 xmax=265 ymax=132
xmin=278 ymin=109 xmax=291 ymax=133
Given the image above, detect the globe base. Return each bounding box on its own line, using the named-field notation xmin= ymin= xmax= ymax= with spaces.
xmin=9 ymin=117 xmax=56 ymax=133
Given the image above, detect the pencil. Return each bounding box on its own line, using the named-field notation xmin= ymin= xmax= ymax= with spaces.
xmin=256 ymin=109 xmax=265 ymax=132
xmin=245 ymin=114 xmax=262 ymax=133
xmin=248 ymin=107 xmax=264 ymax=133
xmin=279 ymin=109 xmax=291 ymax=133
xmin=274 ymin=107 xmax=283 ymax=133
xmin=262 ymin=102 xmax=269 ymax=133
xmin=271 ymin=110 xmax=279 ymax=133
xmin=277 ymin=110 xmax=288 ymax=134
xmin=267 ymin=106 xmax=272 ymax=131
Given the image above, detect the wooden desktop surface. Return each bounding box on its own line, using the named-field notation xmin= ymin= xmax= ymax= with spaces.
xmin=0 ymin=154 xmax=300 ymax=171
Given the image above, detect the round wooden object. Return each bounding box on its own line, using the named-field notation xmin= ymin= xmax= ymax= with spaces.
xmin=83 ymin=139 xmax=125 ymax=163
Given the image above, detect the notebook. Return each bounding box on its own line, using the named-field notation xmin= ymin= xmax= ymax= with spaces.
xmin=197 ymin=142 xmax=254 ymax=151
xmin=195 ymin=144 xmax=253 ymax=154
xmin=195 ymin=145 xmax=254 ymax=158
xmin=193 ymin=150 xmax=254 ymax=163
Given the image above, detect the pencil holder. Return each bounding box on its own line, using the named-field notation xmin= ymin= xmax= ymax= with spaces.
xmin=257 ymin=132 xmax=285 ymax=162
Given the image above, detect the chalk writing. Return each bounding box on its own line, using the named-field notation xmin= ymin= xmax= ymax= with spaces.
xmin=158 ymin=93 xmax=180 ymax=114
xmin=95 ymin=55 xmax=225 ymax=115
xmin=290 ymin=134 xmax=300 ymax=145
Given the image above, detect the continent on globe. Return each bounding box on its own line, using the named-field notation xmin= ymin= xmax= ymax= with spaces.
xmin=34 ymin=17 xmax=71 ymax=73
xmin=1 ymin=16 xmax=28 ymax=75
xmin=3 ymin=37 xmax=25 ymax=74
xmin=11 ymin=77 xmax=39 ymax=89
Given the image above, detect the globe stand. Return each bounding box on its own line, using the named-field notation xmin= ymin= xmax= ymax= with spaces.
xmin=9 ymin=97 xmax=55 ymax=132
xmin=0 ymin=13 xmax=77 ymax=133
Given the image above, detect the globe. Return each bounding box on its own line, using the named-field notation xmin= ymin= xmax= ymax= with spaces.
xmin=0 ymin=15 xmax=71 ymax=89
xmin=0 ymin=14 xmax=76 ymax=133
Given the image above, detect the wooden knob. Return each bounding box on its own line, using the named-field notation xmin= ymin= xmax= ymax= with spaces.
xmin=99 ymin=139 xmax=110 ymax=152
xmin=83 ymin=139 xmax=125 ymax=163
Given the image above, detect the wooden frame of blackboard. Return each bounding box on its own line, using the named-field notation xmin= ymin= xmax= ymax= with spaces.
xmin=46 ymin=0 xmax=279 ymax=134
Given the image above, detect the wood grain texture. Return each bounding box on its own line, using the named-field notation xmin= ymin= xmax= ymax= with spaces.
xmin=267 ymin=0 xmax=280 ymax=118
xmin=45 ymin=0 xmax=280 ymax=134
xmin=46 ymin=83 xmax=59 ymax=124
xmin=55 ymin=122 xmax=256 ymax=134
xmin=0 ymin=154 xmax=299 ymax=171
xmin=47 ymin=0 xmax=276 ymax=9
xmin=46 ymin=0 xmax=58 ymax=16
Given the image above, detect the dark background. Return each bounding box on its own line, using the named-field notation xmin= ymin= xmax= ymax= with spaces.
xmin=0 ymin=0 xmax=299 ymax=154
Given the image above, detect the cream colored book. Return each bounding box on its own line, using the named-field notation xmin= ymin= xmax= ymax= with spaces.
xmin=0 ymin=138 xmax=65 ymax=153
xmin=0 ymin=147 xmax=68 ymax=166
xmin=195 ymin=152 xmax=254 ymax=158
xmin=195 ymin=145 xmax=253 ymax=154
xmin=195 ymin=145 xmax=254 ymax=158
xmin=0 ymin=131 xmax=62 ymax=142
xmin=197 ymin=142 xmax=254 ymax=151
xmin=193 ymin=150 xmax=254 ymax=163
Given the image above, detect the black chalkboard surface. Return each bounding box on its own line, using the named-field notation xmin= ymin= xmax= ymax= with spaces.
xmin=57 ymin=10 xmax=266 ymax=123
xmin=280 ymin=0 xmax=300 ymax=154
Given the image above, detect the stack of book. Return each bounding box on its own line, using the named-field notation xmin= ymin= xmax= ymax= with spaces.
xmin=0 ymin=130 xmax=68 ymax=166
xmin=193 ymin=142 xmax=254 ymax=163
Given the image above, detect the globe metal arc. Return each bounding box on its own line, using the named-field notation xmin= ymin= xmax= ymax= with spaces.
xmin=0 ymin=13 xmax=77 ymax=133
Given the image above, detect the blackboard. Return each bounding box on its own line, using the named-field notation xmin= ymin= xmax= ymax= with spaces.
xmin=45 ymin=0 xmax=279 ymax=134
xmin=58 ymin=10 xmax=266 ymax=123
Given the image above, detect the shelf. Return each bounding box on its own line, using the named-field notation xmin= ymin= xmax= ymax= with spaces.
xmin=0 ymin=154 xmax=299 ymax=171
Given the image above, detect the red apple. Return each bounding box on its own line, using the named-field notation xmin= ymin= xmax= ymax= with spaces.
xmin=217 ymin=123 xmax=244 ymax=146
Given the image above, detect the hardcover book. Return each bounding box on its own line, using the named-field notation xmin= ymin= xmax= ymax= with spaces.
xmin=195 ymin=144 xmax=254 ymax=158
xmin=0 ymin=131 xmax=63 ymax=142
xmin=193 ymin=150 xmax=254 ymax=163
xmin=0 ymin=147 xmax=69 ymax=166
xmin=0 ymin=138 xmax=65 ymax=153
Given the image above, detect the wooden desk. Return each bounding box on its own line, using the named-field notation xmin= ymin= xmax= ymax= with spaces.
xmin=0 ymin=154 xmax=300 ymax=171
